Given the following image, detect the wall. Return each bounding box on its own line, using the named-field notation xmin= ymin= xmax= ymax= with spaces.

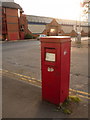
xmin=82 ymin=26 xmax=88 ymax=33
xmin=61 ymin=25 xmax=73 ymax=33
xmin=6 ymin=8 xmax=19 ymax=40
xmin=46 ymin=19 xmax=61 ymax=36
xmin=28 ymin=24 xmax=46 ymax=34
xmin=19 ymin=13 xmax=28 ymax=39
xmin=2 ymin=7 xmax=29 ymax=40
xmin=27 ymin=17 xmax=89 ymax=37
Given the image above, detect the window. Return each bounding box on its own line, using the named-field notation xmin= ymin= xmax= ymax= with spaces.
xmin=20 ymin=24 xmax=24 ymax=32
xmin=50 ymin=29 xmax=55 ymax=33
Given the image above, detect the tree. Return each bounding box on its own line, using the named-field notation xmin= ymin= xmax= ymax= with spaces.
xmin=80 ymin=0 xmax=90 ymax=37
xmin=81 ymin=0 xmax=90 ymax=22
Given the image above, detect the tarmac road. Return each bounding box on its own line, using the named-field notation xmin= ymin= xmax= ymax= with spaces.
xmin=2 ymin=39 xmax=88 ymax=93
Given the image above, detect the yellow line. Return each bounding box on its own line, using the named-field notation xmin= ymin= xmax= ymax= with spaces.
xmin=21 ymin=78 xmax=27 ymax=81
xmin=12 ymin=72 xmax=31 ymax=79
xmin=3 ymin=70 xmax=8 ymax=72
xmin=3 ymin=69 xmax=90 ymax=98
xmin=32 ymin=78 xmax=36 ymax=80
xmin=23 ymin=75 xmax=31 ymax=79
xmin=17 ymin=74 xmax=23 ymax=77
xmin=70 ymin=88 xmax=90 ymax=96
xmin=69 ymin=91 xmax=90 ymax=100
xmin=11 ymin=71 xmax=39 ymax=81
xmin=32 ymin=80 xmax=36 ymax=82
xmin=28 ymin=80 xmax=32 ymax=82
xmin=16 ymin=73 xmax=23 ymax=76
xmin=12 ymin=73 xmax=22 ymax=76
xmin=77 ymin=94 xmax=90 ymax=100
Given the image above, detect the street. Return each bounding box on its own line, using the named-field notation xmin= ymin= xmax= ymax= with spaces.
xmin=2 ymin=39 xmax=89 ymax=118
xmin=2 ymin=39 xmax=88 ymax=92
xmin=3 ymin=40 xmax=41 ymax=80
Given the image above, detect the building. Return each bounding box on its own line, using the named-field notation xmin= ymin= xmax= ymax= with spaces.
xmin=1 ymin=1 xmax=28 ymax=40
xmin=26 ymin=15 xmax=89 ymax=37
xmin=0 ymin=1 xmax=89 ymax=41
xmin=26 ymin=15 xmax=53 ymax=36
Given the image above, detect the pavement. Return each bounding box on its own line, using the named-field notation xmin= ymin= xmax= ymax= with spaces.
xmin=2 ymin=75 xmax=88 ymax=118
xmin=1 ymin=37 xmax=89 ymax=118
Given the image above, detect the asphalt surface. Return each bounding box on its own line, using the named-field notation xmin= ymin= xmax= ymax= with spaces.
xmin=2 ymin=40 xmax=41 ymax=80
xmin=2 ymin=39 xmax=88 ymax=92
xmin=1 ymin=38 xmax=89 ymax=118
xmin=2 ymin=75 xmax=88 ymax=118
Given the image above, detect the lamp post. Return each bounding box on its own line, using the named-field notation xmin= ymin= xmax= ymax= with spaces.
xmin=75 ymin=0 xmax=82 ymax=44
xmin=77 ymin=16 xmax=81 ymax=43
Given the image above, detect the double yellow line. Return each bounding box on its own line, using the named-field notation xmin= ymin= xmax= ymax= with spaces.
xmin=70 ymin=88 xmax=90 ymax=100
xmin=1 ymin=69 xmax=90 ymax=100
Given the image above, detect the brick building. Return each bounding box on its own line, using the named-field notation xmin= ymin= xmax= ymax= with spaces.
xmin=1 ymin=2 xmax=28 ymax=40
xmin=1 ymin=1 xmax=89 ymax=41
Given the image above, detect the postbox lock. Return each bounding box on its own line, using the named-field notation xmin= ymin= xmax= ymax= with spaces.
xmin=48 ymin=67 xmax=54 ymax=72
xmin=64 ymin=51 xmax=67 ymax=55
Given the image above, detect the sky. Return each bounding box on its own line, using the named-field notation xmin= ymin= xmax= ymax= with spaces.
xmin=14 ymin=0 xmax=82 ymax=20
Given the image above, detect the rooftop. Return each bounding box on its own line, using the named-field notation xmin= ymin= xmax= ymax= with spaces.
xmin=26 ymin=15 xmax=53 ymax=24
xmin=2 ymin=2 xmax=22 ymax=10
xmin=26 ymin=15 xmax=88 ymax=26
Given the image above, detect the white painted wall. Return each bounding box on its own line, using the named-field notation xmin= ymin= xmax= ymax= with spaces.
xmin=28 ymin=24 xmax=46 ymax=33
xmin=62 ymin=25 xmax=73 ymax=33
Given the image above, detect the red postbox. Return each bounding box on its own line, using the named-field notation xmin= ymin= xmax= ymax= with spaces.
xmin=40 ymin=36 xmax=71 ymax=105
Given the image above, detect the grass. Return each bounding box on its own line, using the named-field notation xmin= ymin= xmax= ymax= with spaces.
xmin=54 ymin=96 xmax=81 ymax=115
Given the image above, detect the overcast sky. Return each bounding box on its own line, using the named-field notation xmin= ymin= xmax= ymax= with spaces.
xmin=14 ymin=0 xmax=82 ymax=20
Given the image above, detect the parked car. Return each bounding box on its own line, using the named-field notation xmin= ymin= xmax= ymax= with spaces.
xmin=37 ymin=34 xmax=47 ymax=40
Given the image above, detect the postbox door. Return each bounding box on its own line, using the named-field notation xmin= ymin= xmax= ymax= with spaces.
xmin=42 ymin=66 xmax=60 ymax=104
xmin=42 ymin=47 xmax=60 ymax=104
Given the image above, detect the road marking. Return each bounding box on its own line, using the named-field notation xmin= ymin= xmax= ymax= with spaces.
xmin=32 ymin=78 xmax=36 ymax=80
xmin=15 ymin=74 xmax=23 ymax=77
xmin=9 ymin=71 xmax=39 ymax=81
xmin=28 ymin=80 xmax=32 ymax=82
xmin=2 ymin=69 xmax=90 ymax=99
xmin=77 ymin=94 xmax=90 ymax=100
xmin=70 ymin=88 xmax=90 ymax=96
xmin=23 ymin=75 xmax=31 ymax=79
xmin=3 ymin=70 xmax=8 ymax=72
xmin=21 ymin=78 xmax=27 ymax=81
